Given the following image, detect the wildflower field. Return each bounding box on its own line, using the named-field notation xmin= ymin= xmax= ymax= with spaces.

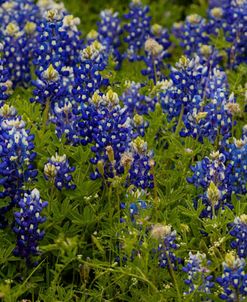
xmin=0 ymin=0 xmax=247 ymax=301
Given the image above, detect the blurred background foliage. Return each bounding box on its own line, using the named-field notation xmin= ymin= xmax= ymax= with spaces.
xmin=61 ymin=0 xmax=205 ymax=35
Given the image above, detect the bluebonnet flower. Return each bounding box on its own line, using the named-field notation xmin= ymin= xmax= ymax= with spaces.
xmin=116 ymin=198 xmax=150 ymax=265
xmin=227 ymin=136 xmax=247 ymax=195
xmin=50 ymin=100 xmax=80 ymax=145
xmin=129 ymin=114 xmax=149 ymax=138
xmin=97 ymin=9 xmax=122 ymax=48
xmin=183 ymin=252 xmax=214 ymax=296
xmin=0 ymin=49 xmax=12 ymax=102
xmin=176 ymin=14 xmax=209 ymax=57
xmin=13 ymin=189 xmax=48 ymax=263
xmin=208 ymin=1 xmax=247 ymax=67
xmin=216 ymin=252 xmax=247 ymax=301
xmin=160 ymin=56 xmax=206 ymax=121
xmin=180 ymin=89 xmax=233 ymax=144
xmin=33 ymin=10 xmax=81 ymax=75
xmin=2 ymin=22 xmax=31 ymax=86
xmin=187 ymin=151 xmax=232 ymax=218
xmin=73 ymin=40 xmax=108 ymax=104
xmin=0 ymin=0 xmax=41 ymax=86
xmin=123 ymin=0 xmax=151 ymax=61
xmin=160 ymin=56 xmax=233 ymax=144
xmin=0 ymin=105 xmax=37 ymax=198
xmin=151 ymin=224 xmax=181 ymax=269
xmin=230 ymin=214 xmax=247 ymax=258
xmin=44 ymin=153 xmax=76 ymax=190
xmin=0 ymin=104 xmax=37 ymax=227
xmin=121 ymin=137 xmax=154 ymax=190
xmin=121 ymin=81 xmax=156 ymax=116
xmin=97 ymin=9 xmax=122 ymax=68
xmin=88 ymin=90 xmax=131 ymax=180
xmin=37 ymin=0 xmax=66 ymax=15
xmin=142 ymin=38 xmax=165 ymax=83
xmin=150 ymin=24 xmax=171 ymax=54
xmin=30 ymin=64 xmax=66 ymax=114
xmin=120 ymin=199 xmax=148 ymax=224
xmin=142 ymin=24 xmax=171 ymax=82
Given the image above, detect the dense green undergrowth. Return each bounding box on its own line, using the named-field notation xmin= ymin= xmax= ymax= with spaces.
xmin=0 ymin=0 xmax=247 ymax=301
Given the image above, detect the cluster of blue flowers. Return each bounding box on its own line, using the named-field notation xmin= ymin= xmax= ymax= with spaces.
xmin=13 ymin=189 xmax=48 ymax=264
xmin=97 ymin=9 xmax=122 ymax=68
xmin=227 ymin=133 xmax=247 ymax=195
xmin=153 ymin=224 xmax=182 ymax=270
xmin=44 ymin=153 xmax=75 ymax=190
xmin=0 ymin=1 xmax=246 ymax=297
xmin=230 ymin=214 xmax=247 ymax=258
xmin=175 ymin=1 xmax=247 ymax=68
xmin=216 ymin=252 xmax=247 ymax=301
xmin=183 ymin=252 xmax=214 ymax=295
xmin=84 ymin=90 xmax=154 ymax=189
xmin=0 ymin=104 xmax=37 ymax=227
xmin=123 ymin=0 xmax=151 ymax=61
xmin=187 ymin=151 xmax=233 ymax=218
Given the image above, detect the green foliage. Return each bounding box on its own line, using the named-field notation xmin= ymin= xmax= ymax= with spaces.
xmin=1 ymin=0 xmax=247 ymax=302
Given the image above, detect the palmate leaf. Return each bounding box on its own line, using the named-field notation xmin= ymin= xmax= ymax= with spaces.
xmin=210 ymin=29 xmax=232 ymax=50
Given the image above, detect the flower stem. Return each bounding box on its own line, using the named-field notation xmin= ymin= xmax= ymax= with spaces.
xmin=42 ymin=98 xmax=50 ymax=134
xmin=175 ymin=104 xmax=184 ymax=135
xmin=165 ymin=250 xmax=182 ymax=302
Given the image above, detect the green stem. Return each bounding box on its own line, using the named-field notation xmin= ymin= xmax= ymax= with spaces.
xmin=165 ymin=250 xmax=182 ymax=302
xmin=175 ymin=104 xmax=184 ymax=135
xmin=212 ymin=205 xmax=216 ymax=220
xmin=152 ymin=55 xmax=158 ymax=85
xmin=151 ymin=164 xmax=159 ymax=221
xmin=42 ymin=98 xmax=50 ymax=134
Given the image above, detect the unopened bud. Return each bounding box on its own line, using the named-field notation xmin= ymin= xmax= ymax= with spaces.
xmin=133 ymin=114 xmax=144 ymax=126
xmin=97 ymin=160 xmax=105 ymax=176
xmin=87 ymin=29 xmax=98 ymax=40
xmin=42 ymin=64 xmax=59 ymax=82
xmin=5 ymin=22 xmax=20 ymax=37
xmin=144 ymin=38 xmax=163 ymax=56
xmin=211 ymin=7 xmax=223 ymax=19
xmin=225 ymin=102 xmax=241 ymax=116
xmin=24 ymin=21 xmax=36 ymax=34
xmin=105 ymin=145 xmax=115 ymax=163
xmin=240 ymin=214 xmax=247 ymax=224
xmin=151 ymin=224 xmax=171 ymax=240
xmin=44 ymin=163 xmax=57 ymax=179
xmin=106 ymin=89 xmax=119 ymax=105
xmin=207 ymin=181 xmax=220 ymax=206
xmin=120 ymin=152 xmax=133 ymax=169
xmin=152 ymin=24 xmax=162 ymax=35
xmin=200 ymin=45 xmax=212 ymax=57
xmin=195 ymin=111 xmax=208 ymax=123
xmin=187 ymin=14 xmax=201 ymax=24
xmin=225 ymin=251 xmax=237 ymax=268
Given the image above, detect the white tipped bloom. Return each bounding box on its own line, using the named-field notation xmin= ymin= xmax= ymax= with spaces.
xmin=42 ymin=64 xmax=59 ymax=82
xmin=151 ymin=224 xmax=172 ymax=240
xmin=144 ymin=38 xmax=163 ymax=56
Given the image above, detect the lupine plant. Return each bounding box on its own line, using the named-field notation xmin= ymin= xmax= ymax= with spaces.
xmin=0 ymin=0 xmax=246 ymax=301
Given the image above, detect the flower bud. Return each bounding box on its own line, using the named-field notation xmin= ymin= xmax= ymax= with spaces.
xmin=105 ymin=145 xmax=115 ymax=163
xmin=42 ymin=64 xmax=59 ymax=82
xmin=207 ymin=181 xmax=220 ymax=207
xmin=211 ymin=7 xmax=223 ymax=19
xmin=151 ymin=224 xmax=171 ymax=240
xmin=24 ymin=21 xmax=37 ymax=34
xmin=144 ymin=38 xmax=163 ymax=56
xmin=97 ymin=160 xmax=105 ymax=176
xmin=44 ymin=163 xmax=57 ymax=179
